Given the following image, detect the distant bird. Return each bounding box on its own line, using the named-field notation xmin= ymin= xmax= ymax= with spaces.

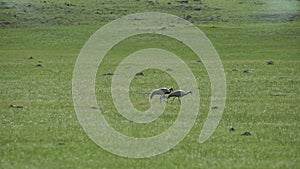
xmin=10 ymin=104 xmax=26 ymax=108
xmin=135 ymin=72 xmax=144 ymax=76
xmin=167 ymin=90 xmax=192 ymax=103
xmin=211 ymin=106 xmax=218 ymax=109
xmin=150 ymin=87 xmax=173 ymax=102
xmin=267 ymin=60 xmax=274 ymax=65
xmin=242 ymin=131 xmax=251 ymax=136
xmin=103 ymin=72 xmax=114 ymax=76
xmin=243 ymin=69 xmax=250 ymax=73
xmin=36 ymin=63 xmax=42 ymax=67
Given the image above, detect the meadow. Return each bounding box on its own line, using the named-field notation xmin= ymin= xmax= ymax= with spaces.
xmin=1 ymin=0 xmax=299 ymax=168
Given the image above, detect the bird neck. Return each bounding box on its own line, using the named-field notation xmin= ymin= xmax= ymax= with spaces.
xmin=184 ymin=91 xmax=192 ymax=96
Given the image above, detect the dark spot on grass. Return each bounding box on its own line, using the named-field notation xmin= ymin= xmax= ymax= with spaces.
xmin=242 ymin=131 xmax=251 ymax=136
xmin=146 ymin=1 xmax=155 ymax=5
xmin=10 ymin=104 xmax=26 ymax=108
xmin=160 ymin=27 xmax=166 ymax=30
xmin=58 ymin=142 xmax=65 ymax=146
xmin=267 ymin=60 xmax=274 ymax=65
xmin=211 ymin=106 xmax=218 ymax=109
xmin=36 ymin=63 xmax=42 ymax=67
xmin=103 ymin=72 xmax=114 ymax=76
xmin=91 ymin=106 xmax=99 ymax=109
xmin=186 ymin=15 xmax=192 ymax=20
xmin=254 ymin=2 xmax=265 ymax=5
xmin=229 ymin=127 xmax=235 ymax=132
xmin=194 ymin=7 xmax=201 ymax=11
xmin=0 ymin=21 xmax=10 ymax=25
xmin=243 ymin=69 xmax=251 ymax=73
xmin=28 ymin=56 xmax=34 ymax=60
xmin=177 ymin=0 xmax=189 ymax=3
xmin=135 ymin=72 xmax=144 ymax=76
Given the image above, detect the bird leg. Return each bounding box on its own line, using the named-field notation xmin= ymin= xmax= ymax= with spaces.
xmin=170 ymin=97 xmax=176 ymax=103
xmin=160 ymin=94 xmax=167 ymax=103
xmin=178 ymin=98 xmax=181 ymax=103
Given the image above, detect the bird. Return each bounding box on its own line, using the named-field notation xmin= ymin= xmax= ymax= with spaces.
xmin=266 ymin=60 xmax=274 ymax=65
xmin=10 ymin=104 xmax=26 ymax=108
xmin=167 ymin=90 xmax=192 ymax=103
xmin=241 ymin=131 xmax=251 ymax=136
xmin=135 ymin=72 xmax=144 ymax=76
xmin=150 ymin=87 xmax=173 ymax=102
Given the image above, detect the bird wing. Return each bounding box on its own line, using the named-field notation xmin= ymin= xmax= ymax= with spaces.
xmin=167 ymin=91 xmax=176 ymax=98
xmin=168 ymin=90 xmax=184 ymax=98
xmin=150 ymin=90 xmax=156 ymax=99
xmin=150 ymin=89 xmax=164 ymax=99
xmin=160 ymin=88 xmax=168 ymax=94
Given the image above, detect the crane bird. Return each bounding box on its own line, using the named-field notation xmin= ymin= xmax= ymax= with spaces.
xmin=167 ymin=90 xmax=192 ymax=103
xmin=149 ymin=87 xmax=173 ymax=102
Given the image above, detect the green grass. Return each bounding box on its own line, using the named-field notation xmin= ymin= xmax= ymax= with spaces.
xmin=1 ymin=0 xmax=300 ymax=168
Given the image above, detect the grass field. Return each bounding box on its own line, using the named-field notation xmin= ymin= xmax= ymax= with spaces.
xmin=1 ymin=0 xmax=300 ymax=168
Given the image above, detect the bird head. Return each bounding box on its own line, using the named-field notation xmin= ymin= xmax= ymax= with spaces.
xmin=169 ymin=87 xmax=174 ymax=92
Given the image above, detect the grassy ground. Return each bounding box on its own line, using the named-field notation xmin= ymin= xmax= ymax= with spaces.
xmin=1 ymin=0 xmax=300 ymax=168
